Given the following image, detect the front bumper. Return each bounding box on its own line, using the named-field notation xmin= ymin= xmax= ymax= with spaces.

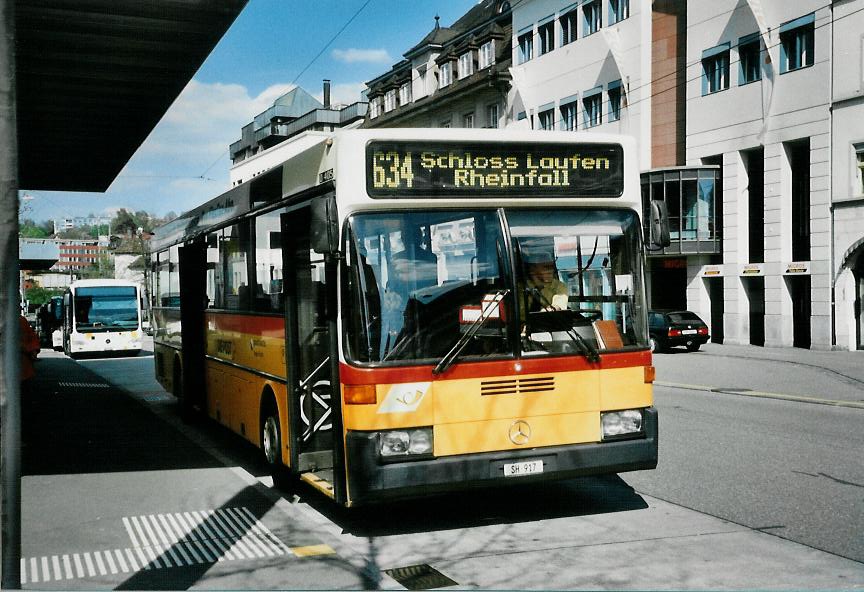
xmin=345 ymin=407 xmax=658 ymax=504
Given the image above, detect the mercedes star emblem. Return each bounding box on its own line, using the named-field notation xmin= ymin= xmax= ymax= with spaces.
xmin=509 ymin=420 xmax=531 ymax=445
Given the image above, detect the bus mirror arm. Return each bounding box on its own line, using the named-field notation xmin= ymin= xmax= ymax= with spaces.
xmin=311 ymin=195 xmax=340 ymax=256
xmin=648 ymin=200 xmax=671 ymax=250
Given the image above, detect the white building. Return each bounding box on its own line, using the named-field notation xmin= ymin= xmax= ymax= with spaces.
xmin=684 ymin=1 xmax=832 ymax=349
xmin=508 ymin=0 xmax=652 ymax=169
xmin=831 ymin=0 xmax=864 ymax=351
xmin=363 ymin=0 xmax=512 ymax=130
xmin=358 ymin=0 xmax=864 ymax=350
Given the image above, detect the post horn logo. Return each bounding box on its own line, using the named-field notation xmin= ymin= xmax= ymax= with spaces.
xmin=508 ymin=420 xmax=531 ymax=445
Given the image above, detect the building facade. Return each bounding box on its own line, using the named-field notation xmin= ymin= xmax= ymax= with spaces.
xmin=831 ymin=0 xmax=864 ymax=351
xmin=356 ymin=0 xmax=863 ymax=350
xmin=54 ymin=240 xmax=107 ymax=273
xmin=363 ymin=0 xmax=512 ymax=129
xmin=509 ymin=0 xmax=651 ymax=168
xmin=683 ymin=1 xmax=831 ymax=349
xmin=229 ymin=83 xmax=367 ymax=186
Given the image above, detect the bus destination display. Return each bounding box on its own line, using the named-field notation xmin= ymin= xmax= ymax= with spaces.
xmin=367 ymin=141 xmax=623 ymax=198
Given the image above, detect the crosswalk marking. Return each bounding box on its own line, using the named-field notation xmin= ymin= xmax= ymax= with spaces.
xmin=20 ymin=507 xmax=317 ymax=584
xmin=73 ymin=553 xmax=84 ymax=578
xmin=62 ymin=554 xmax=73 ymax=580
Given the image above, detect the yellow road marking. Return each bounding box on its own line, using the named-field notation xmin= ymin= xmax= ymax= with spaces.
xmin=290 ymin=544 xmax=336 ymax=557
xmin=655 ymin=380 xmax=864 ymax=410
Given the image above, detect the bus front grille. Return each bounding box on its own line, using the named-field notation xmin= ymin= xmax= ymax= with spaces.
xmin=480 ymin=377 xmax=554 ymax=396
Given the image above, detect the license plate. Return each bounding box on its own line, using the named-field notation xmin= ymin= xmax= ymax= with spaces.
xmin=681 ymin=329 xmax=697 ymax=335
xmin=503 ymin=460 xmax=543 ymax=477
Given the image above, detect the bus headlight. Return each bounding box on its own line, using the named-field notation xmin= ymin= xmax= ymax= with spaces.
xmin=379 ymin=428 xmax=433 ymax=458
xmin=601 ymin=410 xmax=644 ymax=440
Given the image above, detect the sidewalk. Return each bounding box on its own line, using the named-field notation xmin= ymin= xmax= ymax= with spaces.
xmin=700 ymin=341 xmax=864 ymax=384
xmin=654 ymin=341 xmax=864 ymax=409
xmin=19 ymin=351 xmax=373 ymax=590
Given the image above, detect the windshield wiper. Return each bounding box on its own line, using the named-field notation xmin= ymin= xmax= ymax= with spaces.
xmin=525 ymin=287 xmax=600 ymax=363
xmin=433 ymin=290 xmax=509 ymax=376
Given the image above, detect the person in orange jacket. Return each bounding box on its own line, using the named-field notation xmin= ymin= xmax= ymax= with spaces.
xmin=20 ymin=314 xmax=40 ymax=390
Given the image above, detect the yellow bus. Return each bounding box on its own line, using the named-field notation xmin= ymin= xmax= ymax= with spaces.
xmin=150 ymin=128 xmax=667 ymax=506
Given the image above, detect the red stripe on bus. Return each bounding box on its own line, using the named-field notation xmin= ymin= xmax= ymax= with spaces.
xmin=206 ymin=312 xmax=285 ymax=338
xmin=339 ymin=350 xmax=651 ymax=385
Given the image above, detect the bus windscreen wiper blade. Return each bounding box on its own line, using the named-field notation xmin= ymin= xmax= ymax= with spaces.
xmin=433 ymin=290 xmax=509 ymax=376
xmin=526 ymin=287 xmax=600 ymax=363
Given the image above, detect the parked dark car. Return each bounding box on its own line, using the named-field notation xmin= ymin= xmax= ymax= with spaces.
xmin=648 ymin=310 xmax=710 ymax=352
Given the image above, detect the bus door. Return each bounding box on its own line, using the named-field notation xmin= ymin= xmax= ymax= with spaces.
xmin=179 ymin=240 xmax=207 ymax=417
xmin=282 ymin=207 xmax=337 ymax=477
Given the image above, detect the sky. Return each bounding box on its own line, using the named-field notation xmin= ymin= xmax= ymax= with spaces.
xmin=20 ymin=0 xmax=478 ymax=223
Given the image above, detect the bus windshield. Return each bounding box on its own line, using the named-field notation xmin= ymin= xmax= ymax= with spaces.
xmin=345 ymin=208 xmax=647 ymax=365
xmin=74 ymin=286 xmax=139 ymax=332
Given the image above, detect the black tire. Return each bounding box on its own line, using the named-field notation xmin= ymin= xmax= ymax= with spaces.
xmin=686 ymin=341 xmax=701 ymax=352
xmin=260 ymin=400 xmax=292 ymax=489
xmin=649 ymin=336 xmax=663 ymax=353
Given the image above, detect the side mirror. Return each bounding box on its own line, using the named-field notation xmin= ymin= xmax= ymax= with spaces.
xmin=310 ymin=195 xmax=339 ymax=255
xmin=649 ymin=200 xmax=671 ymax=249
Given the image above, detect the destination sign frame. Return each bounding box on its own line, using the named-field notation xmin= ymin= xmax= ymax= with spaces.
xmin=366 ymin=141 xmax=624 ymax=198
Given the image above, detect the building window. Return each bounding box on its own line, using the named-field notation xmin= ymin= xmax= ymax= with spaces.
xmin=583 ymin=0 xmax=601 ymax=37
xmin=855 ymin=143 xmax=864 ymax=195
xmin=417 ymin=67 xmax=428 ymax=96
xmin=518 ymin=30 xmax=533 ymax=64
xmin=399 ymin=82 xmax=412 ymax=106
xmin=463 ymin=112 xmax=475 ymax=128
xmin=608 ymin=81 xmax=623 ymax=122
xmin=538 ymin=108 xmax=554 ymax=130
xmin=384 ymin=89 xmax=397 ymax=112
xmin=479 ymin=40 xmax=495 ymax=69
xmin=538 ymin=20 xmax=555 ymax=56
xmin=780 ymin=14 xmax=814 ymax=73
xmin=439 ymin=61 xmax=453 ymax=87
xmin=560 ymin=9 xmax=578 ymax=46
xmin=738 ymin=34 xmax=762 ymax=85
xmin=486 ymin=103 xmax=499 ymax=128
xmin=609 ymin=0 xmax=629 ymax=25
xmin=583 ymin=92 xmax=602 ymax=128
xmin=369 ymin=97 xmax=380 ymax=118
xmin=440 ymin=119 xmax=451 ymax=128
xmin=701 ymin=43 xmax=730 ymax=95
xmin=458 ymin=52 xmax=473 ymax=79
xmin=560 ymin=101 xmax=577 ymax=131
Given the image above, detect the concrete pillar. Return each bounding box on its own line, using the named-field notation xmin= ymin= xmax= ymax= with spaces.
xmin=0 ymin=0 xmax=21 ymax=588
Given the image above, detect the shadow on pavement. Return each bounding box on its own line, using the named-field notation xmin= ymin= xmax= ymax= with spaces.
xmin=22 ymin=357 xmax=223 ymax=476
xmin=303 ymin=473 xmax=648 ymax=537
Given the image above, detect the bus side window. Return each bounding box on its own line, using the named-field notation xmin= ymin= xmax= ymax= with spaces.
xmin=220 ymin=222 xmax=251 ymax=311
xmin=253 ymin=209 xmax=285 ymax=313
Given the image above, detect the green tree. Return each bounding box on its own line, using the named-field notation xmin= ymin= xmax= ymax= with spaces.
xmin=77 ymin=252 xmax=115 ymax=280
xmin=20 ymin=218 xmax=50 ymax=238
xmin=25 ymin=286 xmax=62 ymax=307
xmin=111 ymin=208 xmax=139 ymax=236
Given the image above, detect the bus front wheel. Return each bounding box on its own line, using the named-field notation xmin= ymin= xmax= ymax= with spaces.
xmin=260 ymin=401 xmax=292 ymax=490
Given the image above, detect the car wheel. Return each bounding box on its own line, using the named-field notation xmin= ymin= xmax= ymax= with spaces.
xmin=686 ymin=341 xmax=701 ymax=352
xmin=650 ymin=336 xmax=662 ymax=352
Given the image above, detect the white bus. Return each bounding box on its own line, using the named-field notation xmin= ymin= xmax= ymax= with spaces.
xmin=63 ymin=279 xmax=144 ymax=357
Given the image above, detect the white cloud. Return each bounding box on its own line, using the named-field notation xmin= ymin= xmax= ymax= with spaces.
xmin=315 ymin=82 xmax=368 ymax=106
xmin=332 ymin=48 xmax=392 ymax=64
xmin=54 ymin=77 xmax=369 ymax=219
